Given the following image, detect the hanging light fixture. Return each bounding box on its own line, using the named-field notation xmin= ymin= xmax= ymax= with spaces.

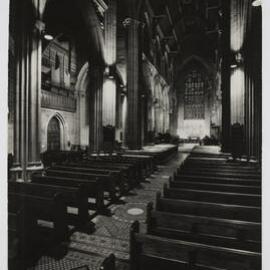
xmin=105 ymin=65 xmax=116 ymax=79
xmin=252 ymin=0 xmax=262 ymax=7
xmin=43 ymin=33 xmax=54 ymax=41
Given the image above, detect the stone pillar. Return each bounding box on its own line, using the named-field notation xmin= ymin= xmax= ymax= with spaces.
xmin=88 ymin=61 xmax=104 ymax=153
xmin=104 ymin=0 xmax=117 ymax=66
xmin=221 ymin=0 xmax=231 ymax=152
xmin=27 ymin=19 xmax=43 ymax=175
xmin=10 ymin=1 xmax=43 ymax=181
xmin=123 ymin=18 xmax=143 ymax=150
xmin=103 ymin=0 xmax=117 ymax=128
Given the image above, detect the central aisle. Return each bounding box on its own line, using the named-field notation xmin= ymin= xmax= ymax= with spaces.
xmin=69 ymin=149 xmax=190 ymax=270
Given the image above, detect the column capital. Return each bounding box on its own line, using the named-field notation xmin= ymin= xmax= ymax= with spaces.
xmin=123 ymin=17 xmax=144 ymax=28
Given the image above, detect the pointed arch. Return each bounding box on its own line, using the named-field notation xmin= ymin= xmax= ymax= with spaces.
xmin=45 ymin=112 xmax=68 ymax=151
xmin=178 ymin=55 xmax=216 ymax=76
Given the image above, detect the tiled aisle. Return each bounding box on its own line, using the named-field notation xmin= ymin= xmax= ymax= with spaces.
xmin=31 ymin=147 xmax=192 ymax=270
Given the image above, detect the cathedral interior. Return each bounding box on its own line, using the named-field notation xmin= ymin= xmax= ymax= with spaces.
xmin=7 ymin=0 xmax=262 ymax=269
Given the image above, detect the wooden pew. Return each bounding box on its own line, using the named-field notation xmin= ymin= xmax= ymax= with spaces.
xmin=178 ymin=166 xmax=261 ymax=177
xmin=45 ymin=169 xmax=120 ymax=202
xmin=177 ymin=168 xmax=260 ymax=180
xmin=31 ymin=173 xmax=108 ymax=215
xmin=41 ymin=150 xmax=83 ymax=167
xmin=189 ymin=152 xmax=229 ymax=158
xmin=184 ymin=158 xmax=260 ymax=169
xmin=90 ymin=154 xmax=155 ymax=178
xmin=147 ymin=206 xmax=261 ymax=252
xmin=84 ymin=159 xmax=142 ymax=185
xmin=169 ymin=178 xmax=261 ymax=194
xmin=63 ymin=162 xmax=136 ymax=189
xmin=130 ymin=221 xmax=261 ymax=270
xmin=8 ymin=192 xmax=69 ymax=267
xmin=90 ymin=155 xmax=142 ymax=170
xmin=9 ymin=181 xmax=92 ymax=231
xmin=62 ymin=160 xmax=138 ymax=188
xmin=179 ymin=164 xmax=261 ymax=176
xmin=182 ymin=160 xmax=260 ymax=171
xmin=122 ymin=154 xmax=156 ymax=176
xmin=8 ymin=192 xmax=69 ymax=242
xmin=163 ymin=184 xmax=261 ymax=207
xmin=156 ymin=193 xmax=261 ymax=222
xmin=52 ymin=164 xmax=130 ymax=191
xmin=8 ymin=207 xmax=33 ymax=270
xmin=174 ymin=174 xmax=261 ymax=186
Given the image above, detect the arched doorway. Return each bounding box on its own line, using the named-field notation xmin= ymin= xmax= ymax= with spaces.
xmin=47 ymin=117 xmax=61 ymax=151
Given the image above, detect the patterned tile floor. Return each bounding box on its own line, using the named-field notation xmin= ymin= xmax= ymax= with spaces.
xmin=30 ymin=146 xmax=192 ymax=270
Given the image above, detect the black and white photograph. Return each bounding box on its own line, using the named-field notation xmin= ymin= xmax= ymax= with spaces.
xmin=2 ymin=0 xmax=265 ymax=269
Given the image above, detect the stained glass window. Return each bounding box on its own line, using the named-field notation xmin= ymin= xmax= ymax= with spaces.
xmin=184 ymin=69 xmax=205 ymax=119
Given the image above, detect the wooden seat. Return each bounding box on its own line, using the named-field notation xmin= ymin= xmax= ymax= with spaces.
xmin=163 ymin=185 xmax=261 ymax=207
xmin=177 ymin=169 xmax=260 ymax=180
xmin=174 ymin=174 xmax=261 ymax=186
xmin=156 ymin=193 xmax=261 ymax=222
xmin=130 ymin=152 xmax=261 ymax=270
xmin=83 ymin=159 xmax=142 ymax=184
xmin=179 ymin=165 xmax=261 ymax=176
xmin=9 ymin=181 xmax=92 ymax=231
xmin=147 ymin=208 xmax=261 ymax=252
xmin=9 ymin=192 xmax=69 ymax=242
xmin=8 ymin=192 xmax=69 ymax=268
xmin=65 ymin=160 xmax=139 ymax=187
xmin=53 ymin=164 xmax=132 ymax=190
xmin=45 ymin=169 xmax=120 ymax=201
xmin=169 ymin=179 xmax=261 ymax=194
xmin=32 ymin=174 xmax=107 ymax=214
xmin=130 ymin=221 xmax=261 ymax=270
xmin=8 ymin=208 xmax=32 ymax=270
xmin=182 ymin=161 xmax=260 ymax=171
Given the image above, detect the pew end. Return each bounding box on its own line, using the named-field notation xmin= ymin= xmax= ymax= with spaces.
xmin=130 ymin=221 xmax=140 ymax=270
xmin=155 ymin=192 xmax=162 ymax=211
xmin=100 ymin=253 xmax=116 ymax=270
xmin=146 ymin=202 xmax=154 ymax=234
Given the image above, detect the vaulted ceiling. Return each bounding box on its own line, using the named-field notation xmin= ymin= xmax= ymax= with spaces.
xmin=144 ymin=0 xmax=222 ymax=63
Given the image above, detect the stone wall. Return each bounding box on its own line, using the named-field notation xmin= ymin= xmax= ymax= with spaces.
xmin=40 ymin=108 xmax=80 ymax=152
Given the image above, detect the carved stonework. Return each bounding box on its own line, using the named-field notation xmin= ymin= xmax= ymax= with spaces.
xmin=123 ymin=17 xmax=142 ymax=28
xmin=41 ymin=90 xmax=77 ymax=113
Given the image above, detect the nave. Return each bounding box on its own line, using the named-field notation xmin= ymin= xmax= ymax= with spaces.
xmin=8 ymin=145 xmax=261 ymax=270
xmin=7 ymin=0 xmax=262 ymax=269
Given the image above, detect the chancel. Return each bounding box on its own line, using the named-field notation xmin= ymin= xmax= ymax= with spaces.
xmin=7 ymin=0 xmax=261 ymax=269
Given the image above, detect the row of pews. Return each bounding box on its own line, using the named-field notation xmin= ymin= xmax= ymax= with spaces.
xmin=8 ymin=154 xmax=155 ymax=270
xmin=125 ymin=144 xmax=179 ymax=164
xmin=130 ymin=153 xmax=261 ymax=270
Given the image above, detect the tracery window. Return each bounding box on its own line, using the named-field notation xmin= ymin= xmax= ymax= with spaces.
xmin=184 ymin=69 xmax=205 ymax=119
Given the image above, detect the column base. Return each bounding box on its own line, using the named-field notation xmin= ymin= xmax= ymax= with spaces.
xmin=9 ymin=165 xmax=23 ymax=182
xmin=10 ymin=162 xmax=44 ymax=182
xmin=26 ymin=162 xmax=44 ymax=182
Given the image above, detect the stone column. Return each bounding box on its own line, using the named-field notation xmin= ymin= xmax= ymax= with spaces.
xmin=221 ymin=0 xmax=231 ymax=152
xmin=10 ymin=1 xmax=43 ymax=181
xmin=26 ymin=19 xmax=43 ymax=176
xmin=88 ymin=61 xmax=104 ymax=154
xmin=103 ymin=0 xmax=117 ymax=127
xmin=123 ymin=18 xmax=143 ymax=150
xmin=104 ymin=0 xmax=117 ymax=65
